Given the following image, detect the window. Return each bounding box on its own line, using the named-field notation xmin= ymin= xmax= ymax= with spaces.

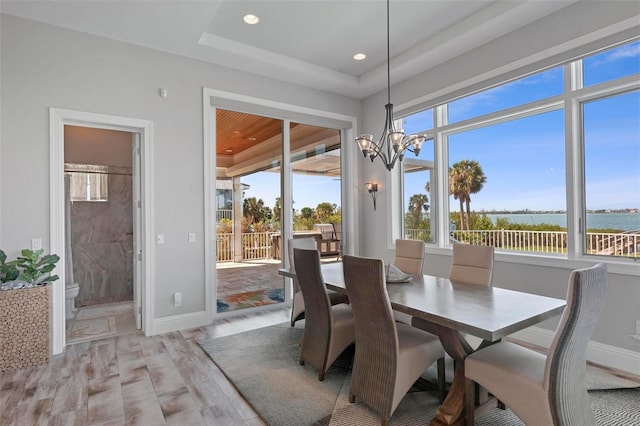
xmin=399 ymin=38 xmax=639 ymax=260
xmin=448 ymin=67 xmax=563 ymax=123
xmin=582 ymin=90 xmax=640 ymax=257
xmin=401 ymin=109 xmax=434 ymax=243
xmin=583 ymin=40 xmax=640 ymax=87
xmin=447 ymin=110 xmax=565 ymax=250
xmin=65 ymin=164 xmax=108 ymax=202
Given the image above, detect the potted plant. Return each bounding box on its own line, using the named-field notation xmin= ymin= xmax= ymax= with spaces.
xmin=0 ymin=249 xmax=59 ymax=290
xmin=0 ymin=249 xmax=20 ymax=284
xmin=0 ymin=248 xmax=59 ymax=373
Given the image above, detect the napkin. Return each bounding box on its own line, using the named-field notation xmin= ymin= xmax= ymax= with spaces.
xmin=386 ymin=264 xmax=412 ymax=283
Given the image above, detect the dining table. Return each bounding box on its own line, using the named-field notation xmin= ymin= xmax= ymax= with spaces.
xmin=279 ymin=261 xmax=566 ymax=425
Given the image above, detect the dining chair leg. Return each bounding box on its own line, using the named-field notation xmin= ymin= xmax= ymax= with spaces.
xmin=437 ymin=357 xmax=446 ymax=403
xmin=465 ymin=377 xmax=476 ymax=425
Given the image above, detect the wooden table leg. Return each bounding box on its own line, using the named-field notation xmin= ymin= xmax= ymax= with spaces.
xmin=430 ymin=326 xmax=473 ymax=426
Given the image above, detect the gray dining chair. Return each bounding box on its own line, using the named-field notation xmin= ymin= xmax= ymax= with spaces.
xmin=464 ymin=262 xmax=608 ymax=426
xmin=293 ymin=248 xmax=355 ymax=381
xmin=392 ymin=239 xmax=425 ymax=275
xmin=413 ymin=243 xmax=494 ymax=335
xmin=342 ymin=254 xmax=446 ymax=425
xmin=288 ymin=237 xmax=348 ymax=326
xmin=448 ymin=243 xmax=495 ymax=285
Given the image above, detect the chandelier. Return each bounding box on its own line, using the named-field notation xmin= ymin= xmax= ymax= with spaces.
xmin=355 ymin=0 xmax=426 ymax=171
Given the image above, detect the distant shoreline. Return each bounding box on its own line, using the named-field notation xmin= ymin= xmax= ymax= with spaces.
xmin=477 ymin=209 xmax=639 ymax=214
xmin=481 ymin=212 xmax=639 ymax=232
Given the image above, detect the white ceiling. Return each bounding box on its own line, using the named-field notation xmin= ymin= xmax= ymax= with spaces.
xmin=0 ymin=0 xmax=578 ymax=99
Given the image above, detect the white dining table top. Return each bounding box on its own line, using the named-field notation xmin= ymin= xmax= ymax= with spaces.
xmin=279 ymin=262 xmax=566 ymax=342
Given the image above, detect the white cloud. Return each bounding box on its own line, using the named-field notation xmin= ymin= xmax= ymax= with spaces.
xmin=590 ymin=42 xmax=640 ymax=67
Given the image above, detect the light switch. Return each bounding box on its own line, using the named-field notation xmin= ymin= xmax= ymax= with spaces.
xmin=31 ymin=238 xmax=42 ymax=250
xmin=188 ymin=232 xmax=196 ymax=243
xmin=156 ymin=234 xmax=165 ymax=244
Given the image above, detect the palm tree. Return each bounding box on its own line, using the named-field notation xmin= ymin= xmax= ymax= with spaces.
xmin=408 ymin=194 xmax=429 ymax=216
xmin=407 ymin=193 xmax=429 ymax=230
xmin=243 ymin=197 xmax=265 ymax=225
xmin=449 ymin=160 xmax=486 ymax=231
xmin=449 ymin=166 xmax=468 ymax=231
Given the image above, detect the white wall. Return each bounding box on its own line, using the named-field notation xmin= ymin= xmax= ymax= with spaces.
xmin=358 ymin=1 xmax=640 ymax=361
xmin=0 ymin=14 xmax=360 ymax=322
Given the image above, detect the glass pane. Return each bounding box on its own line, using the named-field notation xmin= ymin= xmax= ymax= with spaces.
xmin=583 ymin=40 xmax=640 ymax=87
xmin=402 ymin=108 xmax=434 ymax=134
xmin=215 ymin=109 xmax=284 ymax=313
xmin=583 ymin=91 xmax=640 ymax=258
xmin=403 ymin=139 xmax=435 ymax=243
xmin=448 ymin=67 xmax=563 ymax=123
xmin=448 ymin=110 xmax=566 ymax=253
xmin=291 ymin=123 xmax=342 ymax=258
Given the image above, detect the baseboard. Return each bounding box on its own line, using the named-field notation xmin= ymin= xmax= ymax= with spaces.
xmin=150 ymin=310 xmax=209 ymax=335
xmin=510 ymin=326 xmax=640 ymax=376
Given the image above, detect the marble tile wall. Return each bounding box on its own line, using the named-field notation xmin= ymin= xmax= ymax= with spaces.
xmin=70 ymin=172 xmax=133 ymax=306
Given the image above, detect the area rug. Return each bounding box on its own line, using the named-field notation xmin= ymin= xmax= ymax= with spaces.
xmin=198 ymin=324 xmax=640 ymax=426
xmin=216 ymin=288 xmax=284 ymax=312
xmin=67 ymin=316 xmax=117 ymax=344
xmin=75 ymin=300 xmax=134 ymax=320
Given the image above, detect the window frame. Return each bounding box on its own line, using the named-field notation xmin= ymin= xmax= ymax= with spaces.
xmin=395 ymin=40 xmax=640 ymax=274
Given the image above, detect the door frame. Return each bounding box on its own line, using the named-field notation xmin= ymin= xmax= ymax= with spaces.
xmin=49 ymin=108 xmax=154 ymax=354
xmin=202 ymin=88 xmax=358 ymax=322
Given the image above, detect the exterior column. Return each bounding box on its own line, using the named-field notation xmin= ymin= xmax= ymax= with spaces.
xmin=233 ymin=177 xmax=243 ymax=262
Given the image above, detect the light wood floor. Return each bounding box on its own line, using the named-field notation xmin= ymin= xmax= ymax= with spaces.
xmin=2 ymin=305 xmax=638 ymax=426
xmin=0 ymin=307 xmax=290 ymax=426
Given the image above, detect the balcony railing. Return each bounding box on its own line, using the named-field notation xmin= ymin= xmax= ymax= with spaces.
xmin=216 ymin=232 xmax=278 ymax=262
xmin=405 ymin=229 xmax=639 ymax=257
xmin=216 ymin=228 xmax=639 ymax=262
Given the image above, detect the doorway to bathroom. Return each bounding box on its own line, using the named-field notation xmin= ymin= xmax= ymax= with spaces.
xmin=63 ymin=125 xmax=141 ymax=344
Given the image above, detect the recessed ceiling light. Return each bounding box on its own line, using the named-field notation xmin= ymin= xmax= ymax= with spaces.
xmin=225 ymin=149 xmax=233 ymax=153
xmin=243 ymin=14 xmax=259 ymax=25
xmin=248 ymin=137 xmax=257 ymax=141
xmin=353 ymin=53 xmax=366 ymax=61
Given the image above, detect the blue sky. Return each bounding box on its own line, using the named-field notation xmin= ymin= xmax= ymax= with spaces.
xmin=241 ymin=41 xmax=639 ymax=214
xmin=403 ymin=41 xmax=640 ymax=212
xmin=242 ymin=172 xmax=341 ymax=213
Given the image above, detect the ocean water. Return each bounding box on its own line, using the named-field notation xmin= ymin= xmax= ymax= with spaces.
xmin=485 ymin=212 xmax=640 ymax=231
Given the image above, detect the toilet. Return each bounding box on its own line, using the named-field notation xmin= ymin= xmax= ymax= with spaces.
xmin=65 ymin=282 xmax=80 ymax=320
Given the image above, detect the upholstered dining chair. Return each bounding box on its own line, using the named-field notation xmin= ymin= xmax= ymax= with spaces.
xmin=412 ymin=243 xmax=494 ymax=335
xmin=464 ymin=262 xmax=608 ymax=426
xmin=293 ymin=248 xmax=355 ymax=381
xmin=392 ymin=239 xmax=425 ymax=275
xmin=448 ymin=243 xmax=495 ymax=286
xmin=288 ymin=237 xmax=348 ymax=326
xmin=342 ymin=255 xmax=446 ymax=425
